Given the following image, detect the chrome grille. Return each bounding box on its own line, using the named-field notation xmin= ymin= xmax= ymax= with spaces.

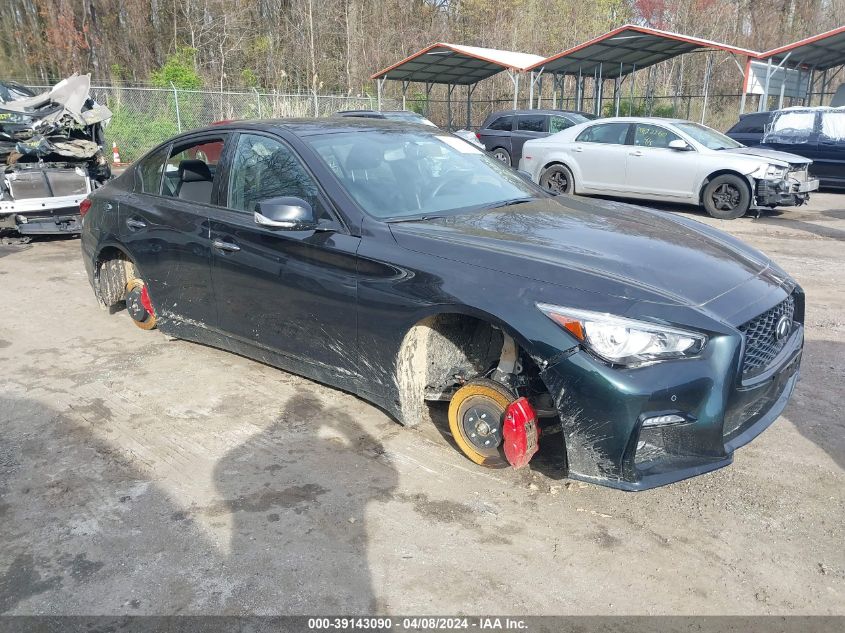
xmin=739 ymin=295 xmax=795 ymax=376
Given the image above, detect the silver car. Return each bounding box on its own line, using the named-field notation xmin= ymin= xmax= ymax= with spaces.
xmin=520 ymin=117 xmax=819 ymax=219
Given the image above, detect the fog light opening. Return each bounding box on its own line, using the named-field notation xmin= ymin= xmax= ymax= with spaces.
xmin=642 ymin=413 xmax=688 ymax=428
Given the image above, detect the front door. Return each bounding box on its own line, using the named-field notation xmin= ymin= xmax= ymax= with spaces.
xmin=511 ymin=114 xmax=548 ymax=163
xmin=118 ymin=134 xmax=227 ymax=326
xmin=208 ymin=131 xmax=361 ymax=377
xmin=624 ymin=123 xmax=698 ymax=200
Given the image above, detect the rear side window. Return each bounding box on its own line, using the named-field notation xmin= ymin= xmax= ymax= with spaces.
xmin=576 ymin=123 xmax=630 ymax=144
xmin=162 ymin=137 xmax=225 ymax=204
xmin=729 ymin=114 xmax=768 ymax=134
xmin=517 ymin=115 xmax=546 ymax=132
xmin=487 ymin=116 xmax=513 ymax=131
xmin=549 ymin=116 xmax=574 ymax=134
xmin=135 ymin=145 xmax=169 ymax=194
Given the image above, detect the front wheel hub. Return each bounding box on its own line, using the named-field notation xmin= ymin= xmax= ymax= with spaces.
xmin=463 ymin=405 xmax=501 ymax=450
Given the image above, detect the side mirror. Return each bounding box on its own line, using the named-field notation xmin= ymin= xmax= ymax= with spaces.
xmin=668 ymin=139 xmax=693 ymax=151
xmin=254 ymin=196 xmax=317 ymax=230
xmin=517 ymin=169 xmax=534 ymax=182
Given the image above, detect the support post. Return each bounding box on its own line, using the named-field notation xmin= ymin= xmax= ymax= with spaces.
xmin=701 ymin=54 xmax=713 ymax=124
xmin=425 ymin=82 xmax=432 ymax=118
xmin=402 ymin=80 xmax=409 ymax=111
xmin=819 ymin=68 xmax=829 ymax=105
xmin=253 ymin=87 xmax=262 ymax=118
xmin=528 ymin=72 xmax=534 ymax=110
xmin=466 ymin=83 xmax=476 ymax=129
xmin=576 ymin=67 xmax=583 ymax=110
xmin=170 ymin=81 xmax=182 ymax=132
xmin=377 ymin=77 xmax=386 ymax=111
xmin=508 ymin=71 xmax=520 ymax=109
xmin=446 ymin=83 xmax=453 ymax=130
xmin=629 ymin=64 xmax=635 ymax=115
xmin=739 ymin=56 xmax=752 ymax=115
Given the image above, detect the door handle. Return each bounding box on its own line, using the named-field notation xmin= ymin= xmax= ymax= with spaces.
xmin=573 ymin=146 xmax=583 ymax=152
xmin=212 ymin=238 xmax=241 ymax=252
xmin=126 ymin=218 xmax=147 ymax=230
xmin=629 ymin=150 xmax=643 ymax=157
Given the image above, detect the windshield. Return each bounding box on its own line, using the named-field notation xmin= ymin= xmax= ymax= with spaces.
xmin=674 ymin=121 xmax=743 ymax=150
xmin=306 ymin=130 xmax=541 ymax=219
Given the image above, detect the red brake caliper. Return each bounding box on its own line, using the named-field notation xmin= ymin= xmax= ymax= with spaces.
xmin=140 ymin=285 xmax=154 ymax=316
xmin=502 ymin=397 xmax=540 ymax=469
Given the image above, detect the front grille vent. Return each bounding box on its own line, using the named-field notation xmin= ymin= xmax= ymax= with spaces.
xmin=739 ymin=295 xmax=795 ymax=376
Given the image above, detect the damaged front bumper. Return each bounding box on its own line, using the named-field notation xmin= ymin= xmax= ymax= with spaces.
xmin=538 ymin=316 xmax=804 ymax=491
xmin=753 ymin=169 xmax=818 ymax=208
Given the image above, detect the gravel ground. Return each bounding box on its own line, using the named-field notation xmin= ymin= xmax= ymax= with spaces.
xmin=0 ymin=193 xmax=843 ymax=615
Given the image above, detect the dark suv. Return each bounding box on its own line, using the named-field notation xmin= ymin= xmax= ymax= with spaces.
xmin=726 ymin=107 xmax=845 ymax=189
xmin=477 ymin=109 xmax=597 ymax=167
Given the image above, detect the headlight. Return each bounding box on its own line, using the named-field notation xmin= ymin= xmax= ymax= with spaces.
xmin=763 ymin=164 xmax=788 ymax=179
xmin=537 ymin=303 xmax=707 ymax=366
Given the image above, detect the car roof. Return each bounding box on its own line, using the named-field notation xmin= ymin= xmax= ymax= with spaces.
xmin=187 ymin=117 xmax=439 ymax=138
xmin=487 ymin=109 xmax=592 ymax=117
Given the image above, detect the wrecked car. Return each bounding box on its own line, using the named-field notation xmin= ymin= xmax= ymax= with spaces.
xmin=521 ymin=117 xmax=818 ymax=219
xmin=80 ymin=119 xmax=804 ymax=490
xmin=1 ymin=74 xmax=111 ymax=235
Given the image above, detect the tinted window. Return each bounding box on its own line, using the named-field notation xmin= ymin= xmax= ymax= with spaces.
xmin=227 ymin=133 xmax=329 ymax=221
xmin=135 ymin=145 xmax=169 ymax=194
xmin=729 ymin=114 xmax=768 ymax=134
xmin=633 ymin=124 xmax=681 ymax=148
xmin=576 ymin=123 xmax=630 ymax=144
xmin=161 ymin=137 xmax=224 ymax=203
xmin=549 ymin=116 xmax=574 ymax=134
xmin=517 ymin=115 xmax=546 ymax=132
xmin=487 ymin=116 xmax=513 ymax=131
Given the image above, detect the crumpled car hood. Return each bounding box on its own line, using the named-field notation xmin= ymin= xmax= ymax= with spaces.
xmin=390 ymin=196 xmax=772 ymax=307
xmin=723 ymin=146 xmax=811 ymax=166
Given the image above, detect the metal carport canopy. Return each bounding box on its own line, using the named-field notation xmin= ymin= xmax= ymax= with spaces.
xmin=758 ymin=25 xmax=845 ymax=70
xmin=527 ymin=24 xmax=758 ymax=77
xmin=371 ymin=43 xmax=545 ymax=84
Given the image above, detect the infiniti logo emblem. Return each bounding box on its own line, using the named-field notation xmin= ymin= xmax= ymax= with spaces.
xmin=775 ymin=315 xmax=791 ymax=341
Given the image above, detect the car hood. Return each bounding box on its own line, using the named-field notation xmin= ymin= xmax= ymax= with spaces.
xmin=389 ymin=196 xmax=773 ymax=307
xmin=722 ymin=146 xmax=811 ymax=166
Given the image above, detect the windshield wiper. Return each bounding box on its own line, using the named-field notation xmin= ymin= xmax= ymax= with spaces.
xmin=480 ymin=196 xmax=537 ymax=210
xmin=385 ymin=214 xmax=445 ymax=224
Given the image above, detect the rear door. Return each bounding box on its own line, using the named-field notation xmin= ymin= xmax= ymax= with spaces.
xmin=207 ymin=130 xmax=361 ymax=376
xmin=512 ymin=114 xmax=548 ymax=162
xmin=118 ymin=134 xmax=227 ymax=326
xmin=570 ymin=122 xmax=631 ymax=192
xmin=625 ymin=123 xmax=698 ymax=199
xmin=479 ymin=114 xmax=514 ymax=157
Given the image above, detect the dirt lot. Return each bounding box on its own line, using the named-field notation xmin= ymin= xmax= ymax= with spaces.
xmin=1 ymin=194 xmax=843 ymax=615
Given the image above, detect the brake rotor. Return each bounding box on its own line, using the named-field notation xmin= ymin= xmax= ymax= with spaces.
xmin=125 ymin=278 xmax=157 ymax=330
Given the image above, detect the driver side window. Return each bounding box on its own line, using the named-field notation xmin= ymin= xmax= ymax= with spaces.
xmin=227 ymin=133 xmax=330 ymax=221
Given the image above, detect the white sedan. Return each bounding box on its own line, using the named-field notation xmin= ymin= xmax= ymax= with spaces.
xmin=519 ymin=117 xmax=819 ymax=219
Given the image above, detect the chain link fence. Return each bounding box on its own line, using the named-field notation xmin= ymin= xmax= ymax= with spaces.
xmin=28 ymin=85 xmax=400 ymax=163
